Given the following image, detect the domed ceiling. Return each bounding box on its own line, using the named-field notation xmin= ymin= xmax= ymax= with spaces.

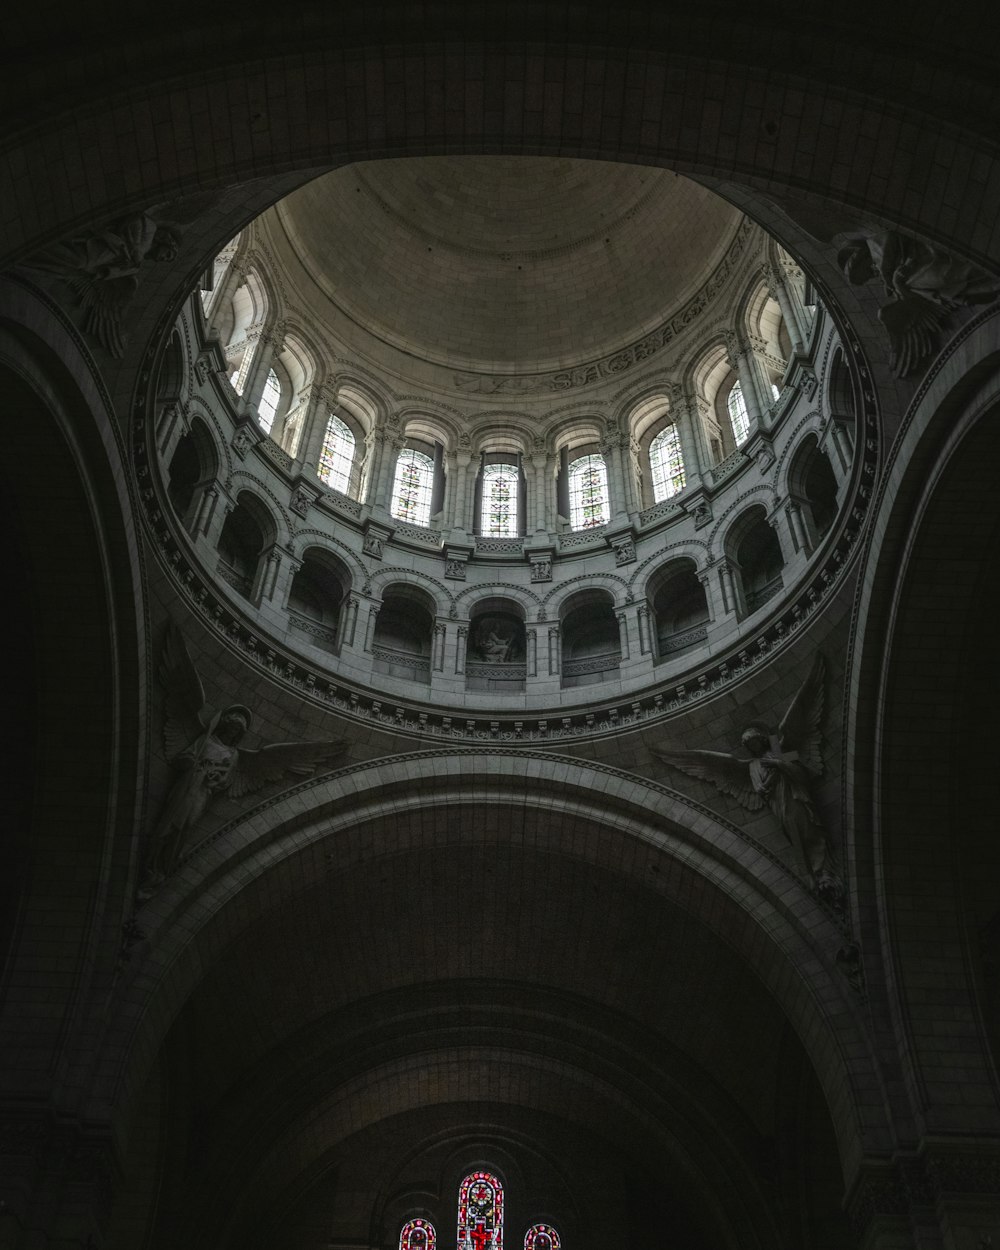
xmin=275 ymin=157 xmax=743 ymax=372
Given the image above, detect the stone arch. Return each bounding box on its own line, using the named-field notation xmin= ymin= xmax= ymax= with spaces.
xmin=104 ymin=751 xmax=890 ymax=1197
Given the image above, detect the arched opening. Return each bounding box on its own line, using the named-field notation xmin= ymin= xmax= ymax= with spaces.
xmin=466 ymin=598 xmax=527 ymax=693
xmin=727 ymin=506 xmax=784 ymax=616
xmin=216 ymin=492 xmax=272 ymax=602
xmin=287 ymin=549 xmax=349 ymax=654
xmin=167 ymin=419 xmax=218 ymax=531
xmin=648 ymin=560 xmax=710 ymax=660
xmin=372 ymin=585 xmax=435 ymax=685
xmin=560 ymin=590 xmax=621 ymax=688
xmin=786 ymin=434 xmax=839 ymax=552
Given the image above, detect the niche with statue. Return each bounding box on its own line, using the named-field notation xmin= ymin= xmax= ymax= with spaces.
xmin=466 ymin=600 xmax=527 ymax=694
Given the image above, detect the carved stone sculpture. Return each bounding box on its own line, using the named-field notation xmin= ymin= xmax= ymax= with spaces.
xmin=25 ymin=213 xmax=181 ymax=357
xmin=144 ymin=623 xmax=346 ymax=888
xmin=650 ymin=654 xmax=835 ymax=889
xmin=838 ymin=230 xmax=1000 ymax=378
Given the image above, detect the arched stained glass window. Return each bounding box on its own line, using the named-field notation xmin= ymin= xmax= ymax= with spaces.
xmin=257 ymin=368 xmax=280 ymax=435
xmin=481 ymin=463 xmax=519 ymax=537
xmin=400 ymin=1219 xmax=436 ymax=1250
xmin=391 ymin=447 xmax=435 ymax=526
xmin=319 ymin=414 xmax=357 ymax=496
xmin=458 ymin=1171 xmax=503 ymax=1250
xmin=727 ymin=381 xmax=750 ymax=446
xmin=567 ymin=454 xmax=610 ymax=530
xmin=524 ymin=1225 xmax=560 ymax=1250
xmin=649 ymin=424 xmax=686 ymax=502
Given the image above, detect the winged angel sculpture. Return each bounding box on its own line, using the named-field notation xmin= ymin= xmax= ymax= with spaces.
xmin=838 ymin=229 xmax=1000 ymax=378
xmin=144 ymin=623 xmax=346 ymax=888
xmin=651 ymin=655 xmax=835 ymax=891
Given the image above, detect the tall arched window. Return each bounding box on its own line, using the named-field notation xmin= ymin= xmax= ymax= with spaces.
xmin=318 ymin=414 xmax=357 ymax=496
xmin=524 ymin=1226 xmax=560 ymax=1250
xmin=567 ymin=454 xmax=610 ymax=530
xmin=391 ymin=447 xmax=435 ymax=526
xmin=481 ymin=462 xmax=519 ymax=536
xmin=727 ymin=381 xmax=750 ymax=446
xmin=648 ymin=424 xmax=686 ymax=501
xmin=400 ymin=1220 xmax=436 ymax=1250
xmin=257 ymin=368 xmax=280 ymax=434
xmin=458 ymin=1171 xmax=503 ymax=1250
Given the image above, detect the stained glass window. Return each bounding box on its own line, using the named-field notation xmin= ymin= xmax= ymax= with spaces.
xmin=567 ymin=454 xmax=610 ymax=530
xmin=400 ymin=1219 xmax=436 ymax=1250
xmin=458 ymin=1171 xmax=503 ymax=1250
xmin=727 ymin=381 xmax=750 ymax=446
xmin=257 ymin=368 xmax=280 ymax=435
xmin=391 ymin=447 xmax=435 ymax=526
xmin=649 ymin=424 xmax=686 ymax=502
xmin=524 ymin=1226 xmax=560 ymax=1250
xmin=318 ymin=414 xmax=356 ymax=496
xmin=481 ymin=463 xmax=519 ymax=537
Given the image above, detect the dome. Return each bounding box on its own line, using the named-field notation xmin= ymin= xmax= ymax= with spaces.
xmin=274 ymin=157 xmax=743 ymax=372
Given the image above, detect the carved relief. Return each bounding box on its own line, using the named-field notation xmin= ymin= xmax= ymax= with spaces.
xmin=651 ymin=655 xmax=836 ymax=890
xmin=142 ymin=623 xmax=346 ymax=890
xmin=838 ymin=229 xmax=1000 ymax=377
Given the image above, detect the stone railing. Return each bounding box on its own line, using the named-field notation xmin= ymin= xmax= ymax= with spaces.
xmin=657 ymin=624 xmax=709 ymax=654
xmin=562 ymin=652 xmax=621 ymax=677
xmin=372 ymin=644 xmax=432 ymax=676
xmin=474 ymin=536 xmax=524 ymax=554
xmin=559 ymin=524 xmax=607 ymax=549
xmin=392 ymin=522 xmax=442 ymax=546
xmin=288 ymin=609 xmax=339 ymax=647
xmin=217 ymin=559 xmax=251 ymax=597
xmin=465 ymin=661 xmax=528 ymax=679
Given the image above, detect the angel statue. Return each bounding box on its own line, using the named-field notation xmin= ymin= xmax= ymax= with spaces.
xmin=143 ymin=623 xmax=346 ymax=889
xmin=838 ymin=229 xmax=1000 ymax=378
xmin=650 ymin=655 xmax=835 ymax=891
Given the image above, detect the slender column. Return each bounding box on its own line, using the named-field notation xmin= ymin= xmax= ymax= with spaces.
xmin=767 ymin=508 xmax=797 ymax=566
xmin=243 ymin=322 xmax=284 ymax=413
xmin=336 ymin=595 xmax=359 ymax=649
xmin=529 ymin=451 xmax=551 ymax=532
xmin=548 ymin=626 xmax=561 ymax=676
xmin=726 ymin=332 xmax=765 ymax=428
xmin=826 ymin=420 xmax=854 ymax=479
xmin=766 ymin=265 xmax=806 ymax=352
xmin=785 ymin=500 xmax=812 ymax=555
xmin=206 ymin=257 xmax=246 ymax=335
xmin=456 ymin=626 xmax=468 ymax=675
xmin=615 ymin=610 xmax=631 ymax=662
xmin=364 ymin=604 xmax=380 ymax=652
xmin=717 ymin=560 xmax=742 ymax=617
xmin=432 ymin=621 xmax=447 ymax=672
xmin=300 ymin=385 xmax=333 ymax=478
xmin=697 ymin=569 xmax=721 ymax=624
xmin=636 ymin=603 xmax=652 ymax=655
xmin=448 ymin=450 xmax=473 ymax=530
xmin=600 ymin=427 xmax=629 ymax=519
xmin=526 ymin=628 xmax=537 ymax=677
xmin=192 ymin=483 xmax=220 ymax=538
xmin=672 ymin=393 xmax=705 ymax=489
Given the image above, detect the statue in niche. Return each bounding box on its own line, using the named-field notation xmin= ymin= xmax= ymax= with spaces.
xmin=838 ymin=230 xmax=1000 ymax=377
xmin=143 ymin=623 xmax=346 ymax=890
xmin=473 ymin=615 xmax=523 ymax=663
xmin=25 ymin=211 xmax=182 ymax=357
xmin=651 ymin=655 xmax=837 ymax=892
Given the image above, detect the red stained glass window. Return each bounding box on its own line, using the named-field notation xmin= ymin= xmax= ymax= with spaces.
xmin=458 ymin=1171 xmax=503 ymax=1250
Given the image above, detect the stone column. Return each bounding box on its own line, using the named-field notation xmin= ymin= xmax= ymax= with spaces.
xmin=766 ymin=264 xmax=807 ymax=353
xmin=671 ymin=391 xmax=705 ymax=490
xmin=529 ymin=450 xmax=551 ymax=532
xmin=300 ymin=384 xmax=334 ymax=479
xmin=548 ymin=625 xmax=561 ymax=677
xmin=785 ymin=499 xmax=813 ymax=555
xmin=716 ymin=560 xmax=744 ymax=617
xmin=767 ymin=507 xmax=798 ymax=567
xmin=636 ymin=602 xmax=652 ymax=655
xmin=243 ymin=321 xmax=284 ymax=414
xmin=526 ymin=627 xmax=537 ymax=677
xmin=600 ymin=426 xmax=629 ymax=519
xmin=615 ymin=609 xmax=631 ymax=662
xmin=448 ymin=449 xmax=473 ymax=531
xmin=455 ymin=625 xmax=468 ymax=676
xmin=432 ymin=620 xmax=448 ymax=672
xmin=363 ymin=604 xmax=380 ymax=652
xmin=726 ymin=332 xmax=765 ymax=429
xmin=337 ymin=595 xmax=360 ymax=649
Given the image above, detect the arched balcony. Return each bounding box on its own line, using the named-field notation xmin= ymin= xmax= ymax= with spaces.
xmin=466 ymin=598 xmax=527 ymax=694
